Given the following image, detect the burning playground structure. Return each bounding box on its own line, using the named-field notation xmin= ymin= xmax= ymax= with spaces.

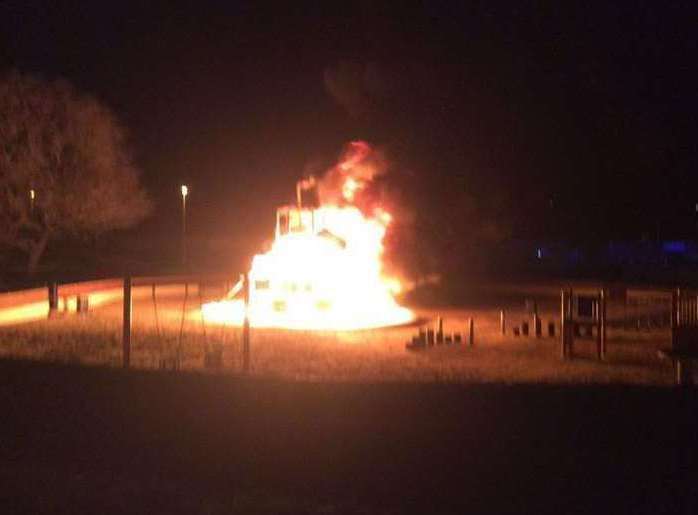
xmin=202 ymin=142 xmax=414 ymax=330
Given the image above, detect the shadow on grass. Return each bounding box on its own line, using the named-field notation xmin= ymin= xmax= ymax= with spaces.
xmin=1 ymin=358 xmax=696 ymax=515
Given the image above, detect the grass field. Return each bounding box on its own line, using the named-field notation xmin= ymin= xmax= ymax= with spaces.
xmin=1 ymin=358 xmax=695 ymax=514
xmin=0 ymin=287 xmax=695 ymax=514
xmin=0 ymin=288 xmax=678 ymax=385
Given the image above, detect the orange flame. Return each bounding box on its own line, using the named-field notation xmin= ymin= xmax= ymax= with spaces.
xmin=202 ymin=143 xmax=413 ymax=330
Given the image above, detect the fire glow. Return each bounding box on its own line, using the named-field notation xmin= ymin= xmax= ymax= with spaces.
xmin=202 ymin=142 xmax=414 ymax=330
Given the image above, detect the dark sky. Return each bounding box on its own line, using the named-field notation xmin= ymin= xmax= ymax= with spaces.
xmin=1 ymin=1 xmax=696 ymax=250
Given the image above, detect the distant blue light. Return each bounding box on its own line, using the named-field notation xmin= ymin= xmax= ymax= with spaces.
xmin=663 ymin=241 xmax=687 ymax=253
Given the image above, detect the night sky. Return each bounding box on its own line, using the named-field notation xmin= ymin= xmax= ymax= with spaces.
xmin=1 ymin=1 xmax=696 ymax=256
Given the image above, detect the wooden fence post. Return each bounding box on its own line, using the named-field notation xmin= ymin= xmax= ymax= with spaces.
xmin=48 ymin=282 xmax=58 ymax=318
xmin=500 ymin=310 xmax=506 ymax=335
xmin=122 ymin=276 xmax=132 ymax=368
xmin=599 ymin=289 xmax=607 ymax=360
xmin=468 ymin=318 xmax=474 ymax=347
xmin=560 ymin=289 xmax=569 ymax=359
xmin=242 ymin=273 xmax=250 ymax=373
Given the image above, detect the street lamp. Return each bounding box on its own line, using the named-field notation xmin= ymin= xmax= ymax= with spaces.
xmin=181 ymin=184 xmax=188 ymax=266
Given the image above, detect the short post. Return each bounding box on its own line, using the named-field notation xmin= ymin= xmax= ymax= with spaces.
xmin=48 ymin=282 xmax=59 ymax=317
xmin=599 ymin=289 xmax=607 ymax=360
xmin=521 ymin=321 xmax=529 ymax=336
xmin=560 ymin=289 xmax=568 ymax=359
xmin=500 ymin=309 xmax=506 ymax=335
xmin=122 ymin=276 xmax=132 ymax=368
xmin=436 ymin=316 xmax=444 ymax=343
xmin=77 ymin=295 xmax=89 ymax=314
xmin=468 ymin=318 xmax=474 ymax=346
xmin=547 ymin=321 xmax=556 ymax=338
xmin=533 ymin=314 xmax=542 ymax=338
xmin=673 ymin=288 xmax=680 ymax=329
xmin=242 ymin=273 xmax=251 ymax=373
xmin=427 ymin=328 xmax=435 ymax=345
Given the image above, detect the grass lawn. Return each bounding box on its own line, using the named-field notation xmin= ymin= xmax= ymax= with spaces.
xmin=0 ymin=300 xmax=677 ymax=385
xmin=1 ymin=358 xmax=695 ymax=514
xmin=0 ymin=288 xmax=694 ymax=514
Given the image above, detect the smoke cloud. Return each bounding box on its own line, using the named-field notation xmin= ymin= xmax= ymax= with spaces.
xmin=316 ymin=141 xmax=388 ymax=208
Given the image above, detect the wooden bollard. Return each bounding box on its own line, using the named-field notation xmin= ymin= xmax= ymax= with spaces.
xmin=533 ymin=315 xmax=542 ymax=337
xmin=547 ymin=321 xmax=556 ymax=338
xmin=436 ymin=316 xmax=444 ymax=343
xmin=242 ymin=273 xmax=251 ymax=373
xmin=500 ymin=310 xmax=506 ymax=335
xmin=468 ymin=318 xmax=474 ymax=346
xmin=122 ymin=276 xmax=132 ymax=368
xmin=427 ymin=328 xmax=435 ymax=345
xmin=521 ymin=321 xmax=529 ymax=336
xmin=77 ymin=295 xmax=89 ymax=314
xmin=406 ymin=335 xmax=426 ymax=350
xmin=47 ymin=282 xmax=59 ymax=318
xmin=561 ymin=289 xmax=569 ymax=359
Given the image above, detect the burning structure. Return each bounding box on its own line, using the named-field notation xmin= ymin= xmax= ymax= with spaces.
xmin=202 ymin=142 xmax=414 ymax=330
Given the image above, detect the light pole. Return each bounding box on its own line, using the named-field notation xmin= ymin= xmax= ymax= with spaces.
xmin=181 ymin=184 xmax=188 ymax=266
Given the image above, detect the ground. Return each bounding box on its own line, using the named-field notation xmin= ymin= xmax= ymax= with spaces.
xmin=0 ymin=284 xmax=680 ymax=384
xmin=1 ymin=359 xmax=696 ymax=514
xmin=0 ymin=284 xmax=695 ymax=513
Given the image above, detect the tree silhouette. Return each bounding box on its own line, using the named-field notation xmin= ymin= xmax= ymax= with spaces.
xmin=0 ymin=71 xmax=151 ymax=274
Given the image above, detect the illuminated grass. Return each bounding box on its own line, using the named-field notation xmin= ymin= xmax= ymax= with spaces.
xmin=0 ymin=305 xmax=675 ymax=385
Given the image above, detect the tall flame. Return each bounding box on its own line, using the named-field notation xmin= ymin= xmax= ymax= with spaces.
xmin=202 ymin=142 xmax=413 ymax=330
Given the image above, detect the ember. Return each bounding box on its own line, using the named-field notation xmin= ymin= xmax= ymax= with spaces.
xmin=202 ymin=142 xmax=414 ymax=330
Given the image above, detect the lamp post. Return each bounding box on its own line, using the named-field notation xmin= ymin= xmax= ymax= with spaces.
xmin=181 ymin=184 xmax=188 ymax=266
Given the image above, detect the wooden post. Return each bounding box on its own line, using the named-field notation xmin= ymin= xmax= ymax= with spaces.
xmin=242 ymin=273 xmax=250 ymax=373
xmin=521 ymin=321 xmax=529 ymax=336
xmin=547 ymin=321 xmax=556 ymax=338
xmin=560 ymin=289 xmax=568 ymax=359
xmin=533 ymin=314 xmax=542 ymax=337
xmin=468 ymin=318 xmax=474 ymax=346
xmin=47 ymin=282 xmax=58 ymax=317
xmin=599 ymin=289 xmax=607 ymax=360
xmin=436 ymin=316 xmax=444 ymax=343
xmin=675 ymin=359 xmax=687 ymax=386
xmin=122 ymin=276 xmax=132 ymax=368
xmin=596 ymin=290 xmax=602 ymax=359
xmin=500 ymin=310 xmax=506 ymax=335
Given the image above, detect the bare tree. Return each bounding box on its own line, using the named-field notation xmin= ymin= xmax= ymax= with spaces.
xmin=0 ymin=70 xmax=151 ymax=274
